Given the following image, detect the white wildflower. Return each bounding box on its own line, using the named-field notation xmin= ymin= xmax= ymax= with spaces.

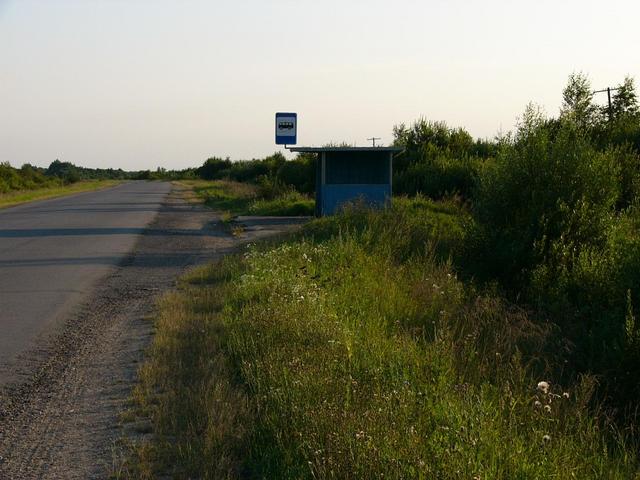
xmin=537 ymin=381 xmax=550 ymax=394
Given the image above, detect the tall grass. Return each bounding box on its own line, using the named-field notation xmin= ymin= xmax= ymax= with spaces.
xmin=182 ymin=179 xmax=314 ymax=216
xmin=123 ymin=199 xmax=638 ymax=479
xmin=181 ymin=179 xmax=258 ymax=213
xmin=248 ymin=191 xmax=314 ymax=216
xmin=121 ymin=263 xmax=250 ymax=478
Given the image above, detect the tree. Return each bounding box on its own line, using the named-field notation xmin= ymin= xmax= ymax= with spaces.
xmin=561 ymin=72 xmax=598 ymax=129
xmin=197 ymin=157 xmax=232 ymax=180
xmin=611 ymin=76 xmax=639 ymax=118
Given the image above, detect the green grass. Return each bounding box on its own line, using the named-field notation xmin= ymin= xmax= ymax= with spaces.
xmin=248 ymin=191 xmax=314 ymax=216
xmin=180 ymin=179 xmax=314 ymax=216
xmin=178 ymin=179 xmax=257 ymax=214
xmin=0 ymin=180 xmax=123 ymax=209
xmin=120 ymin=198 xmax=639 ymax=479
xmin=118 ymin=264 xmax=249 ymax=479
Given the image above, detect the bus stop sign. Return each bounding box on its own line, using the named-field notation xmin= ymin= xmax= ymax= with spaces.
xmin=275 ymin=112 xmax=297 ymax=145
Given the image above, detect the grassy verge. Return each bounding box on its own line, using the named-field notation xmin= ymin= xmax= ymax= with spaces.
xmin=120 ymin=198 xmax=638 ymax=479
xmin=177 ymin=179 xmax=257 ymax=214
xmin=178 ymin=179 xmax=314 ymax=216
xmin=248 ymin=191 xmax=314 ymax=216
xmin=0 ymin=180 xmax=123 ymax=209
xmin=118 ymin=262 xmax=249 ymax=478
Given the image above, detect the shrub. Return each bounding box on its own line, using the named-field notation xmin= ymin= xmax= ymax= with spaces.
xmin=469 ymin=105 xmax=640 ymax=419
xmin=391 ymin=119 xmax=494 ymax=200
xmin=470 ymin=105 xmax=620 ymax=286
xmin=0 ymin=162 xmax=22 ymax=192
xmin=196 ymin=157 xmax=233 ymax=180
xmin=393 ymin=155 xmax=484 ymax=200
xmin=612 ymin=145 xmax=640 ymax=208
xmin=0 ymin=161 xmax=60 ymax=193
xmin=527 ymin=207 xmax=640 ymax=402
xmin=276 ymin=154 xmax=315 ymax=194
xmin=392 ymin=119 xmax=477 ymax=169
xmin=255 ymin=175 xmax=292 ymax=200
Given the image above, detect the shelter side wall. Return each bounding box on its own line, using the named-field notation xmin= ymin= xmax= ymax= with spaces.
xmin=315 ymin=153 xmax=323 ymax=217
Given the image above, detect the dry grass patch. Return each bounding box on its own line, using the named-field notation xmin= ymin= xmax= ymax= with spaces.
xmin=117 ymin=261 xmax=250 ymax=479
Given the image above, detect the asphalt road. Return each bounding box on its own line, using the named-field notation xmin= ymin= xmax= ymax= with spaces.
xmin=0 ymin=181 xmax=171 ymax=381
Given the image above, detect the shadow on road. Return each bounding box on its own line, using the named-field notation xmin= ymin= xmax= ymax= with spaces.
xmin=0 ymin=227 xmax=228 ymax=238
xmin=0 ymin=250 xmax=237 ymax=268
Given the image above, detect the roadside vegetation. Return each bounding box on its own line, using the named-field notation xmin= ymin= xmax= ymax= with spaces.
xmin=0 ymin=159 xmax=141 ymax=207
xmin=0 ymin=162 xmax=124 ymax=208
xmin=121 ymin=198 xmax=638 ymax=479
xmin=180 ymin=178 xmax=314 ymax=217
xmin=0 ymin=180 xmax=124 ymax=208
xmin=119 ymin=73 xmax=640 ymax=478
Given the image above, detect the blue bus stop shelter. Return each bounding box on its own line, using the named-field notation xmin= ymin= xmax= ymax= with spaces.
xmin=289 ymin=146 xmax=402 ymax=216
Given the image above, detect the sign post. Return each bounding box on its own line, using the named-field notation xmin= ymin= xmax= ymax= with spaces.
xmin=275 ymin=112 xmax=297 ymax=146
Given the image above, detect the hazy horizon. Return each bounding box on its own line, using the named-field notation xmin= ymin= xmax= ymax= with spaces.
xmin=2 ymin=0 xmax=639 ymax=170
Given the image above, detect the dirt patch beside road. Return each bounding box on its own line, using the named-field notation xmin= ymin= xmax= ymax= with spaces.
xmin=0 ymin=184 xmax=306 ymax=479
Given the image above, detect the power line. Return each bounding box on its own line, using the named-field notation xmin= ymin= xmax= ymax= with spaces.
xmin=367 ymin=137 xmax=381 ymax=147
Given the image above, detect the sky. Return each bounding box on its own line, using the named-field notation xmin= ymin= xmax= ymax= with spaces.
xmin=1 ymin=0 xmax=639 ymax=170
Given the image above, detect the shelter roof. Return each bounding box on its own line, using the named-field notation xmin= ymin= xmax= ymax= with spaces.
xmin=288 ymin=146 xmax=403 ymax=153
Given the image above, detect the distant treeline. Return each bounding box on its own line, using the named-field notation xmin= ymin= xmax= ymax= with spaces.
xmin=0 ymin=159 xmax=140 ymax=194
xmin=191 ymin=74 xmax=639 ymax=203
xmin=0 ymin=159 xmax=185 ymax=194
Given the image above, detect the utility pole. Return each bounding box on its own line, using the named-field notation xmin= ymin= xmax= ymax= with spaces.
xmin=367 ymin=137 xmax=381 ymax=147
xmin=594 ymin=86 xmax=620 ymax=121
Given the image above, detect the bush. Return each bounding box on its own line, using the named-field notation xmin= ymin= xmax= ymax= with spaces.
xmin=527 ymin=207 xmax=640 ymax=406
xmin=64 ymin=170 xmax=81 ymax=184
xmin=0 ymin=161 xmax=60 ymax=193
xmin=391 ymin=119 xmax=494 ymax=200
xmin=276 ymin=154 xmax=315 ymax=194
xmin=468 ymin=105 xmax=640 ymax=419
xmin=470 ymin=105 xmax=620 ymax=286
xmin=197 ymin=157 xmax=233 ymax=180
xmin=0 ymin=162 xmax=22 ymax=192
xmin=255 ymin=175 xmax=292 ymax=200
xmin=392 ymin=120 xmax=476 ymax=169
xmin=393 ymin=155 xmax=484 ymax=199
xmin=612 ymin=145 xmax=640 ymax=208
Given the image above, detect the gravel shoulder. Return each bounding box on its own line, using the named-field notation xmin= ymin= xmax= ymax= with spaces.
xmin=0 ymin=184 xmax=306 ymax=479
